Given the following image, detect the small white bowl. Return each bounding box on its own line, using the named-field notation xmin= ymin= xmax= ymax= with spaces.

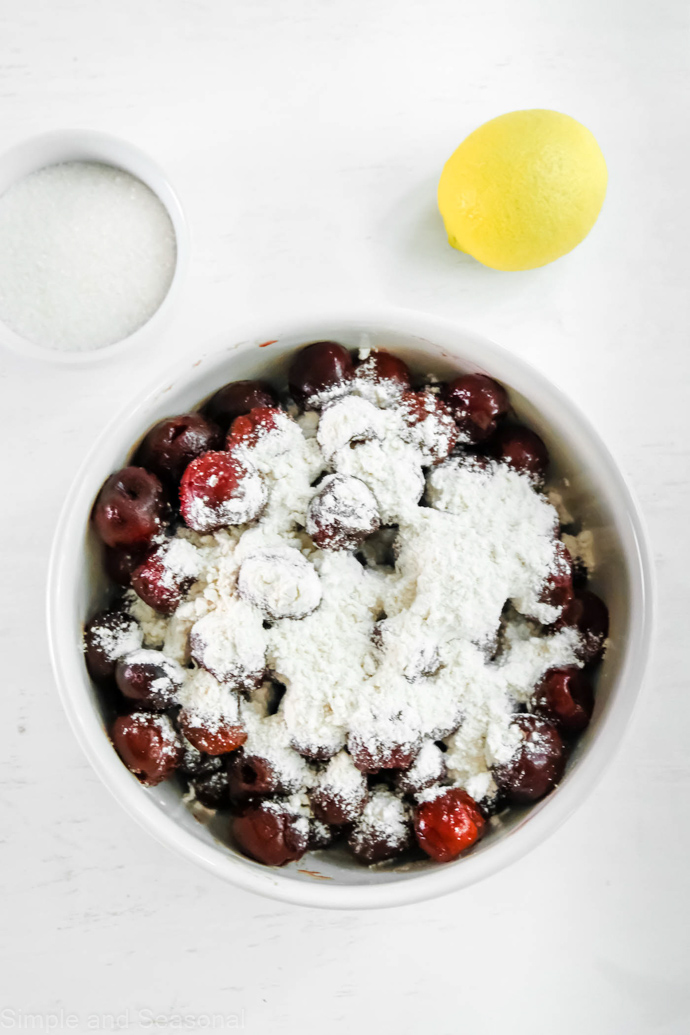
xmin=47 ymin=309 xmax=654 ymax=908
xmin=0 ymin=129 xmax=189 ymax=364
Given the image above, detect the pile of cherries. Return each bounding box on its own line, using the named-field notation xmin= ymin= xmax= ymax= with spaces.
xmin=84 ymin=340 xmax=609 ymax=868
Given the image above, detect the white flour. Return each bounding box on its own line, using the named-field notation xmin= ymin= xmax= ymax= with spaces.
xmin=125 ymin=361 xmax=586 ymax=821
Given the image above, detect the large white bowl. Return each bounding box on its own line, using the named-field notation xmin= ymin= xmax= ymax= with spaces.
xmin=47 ymin=310 xmax=654 ymax=909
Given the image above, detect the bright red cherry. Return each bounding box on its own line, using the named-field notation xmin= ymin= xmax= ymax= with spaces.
xmin=443 ymin=374 xmax=509 ymax=443
xmin=134 ymin=413 xmax=222 ymax=484
xmin=177 ymin=710 xmax=247 ymax=756
xmin=111 ymin=712 xmax=182 ymax=786
xmin=533 ymin=666 xmax=594 ymax=735
xmin=226 ymin=406 xmax=285 ymax=451
xmin=179 ymin=451 xmax=266 ymax=533
xmin=414 ymin=788 xmax=486 ymax=863
xmin=491 ymin=426 xmax=549 ymax=481
xmin=93 ymin=467 xmax=168 ymax=547
xmin=492 ymin=714 xmax=565 ymax=804
xmin=232 ymin=801 xmax=308 ymax=866
xmin=556 ymin=589 xmax=609 ymax=664
xmin=288 ymin=341 xmax=355 ymax=408
xmin=203 ymin=380 xmax=277 ymax=433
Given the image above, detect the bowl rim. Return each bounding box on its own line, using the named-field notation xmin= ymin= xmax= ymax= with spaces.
xmin=46 ymin=307 xmax=655 ymax=909
xmin=0 ymin=128 xmax=189 ymax=365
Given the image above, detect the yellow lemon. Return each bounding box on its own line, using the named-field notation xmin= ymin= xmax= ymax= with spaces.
xmin=437 ymin=109 xmax=607 ymax=271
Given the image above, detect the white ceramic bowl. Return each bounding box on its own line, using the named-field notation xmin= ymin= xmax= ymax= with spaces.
xmin=0 ymin=130 xmax=189 ymax=364
xmin=47 ymin=309 xmax=654 ymax=908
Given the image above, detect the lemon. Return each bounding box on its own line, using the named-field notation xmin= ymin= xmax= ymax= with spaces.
xmin=437 ymin=109 xmax=607 ymax=271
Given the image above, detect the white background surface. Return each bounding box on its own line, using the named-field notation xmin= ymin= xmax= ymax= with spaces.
xmin=1 ymin=1 xmax=688 ymax=1032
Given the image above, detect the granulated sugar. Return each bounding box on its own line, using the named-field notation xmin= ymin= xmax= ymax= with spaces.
xmin=0 ymin=161 xmax=176 ymax=351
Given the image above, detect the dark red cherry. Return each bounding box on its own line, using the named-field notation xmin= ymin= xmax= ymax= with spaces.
xmin=399 ymin=390 xmax=459 ymax=463
xmin=177 ymin=710 xmax=247 ymax=756
xmin=288 ymin=341 xmax=355 ymax=408
xmin=130 ymin=543 xmax=195 ymax=615
xmin=308 ymin=818 xmax=335 ymax=851
xmin=192 ymin=770 xmax=231 ymax=809
xmin=309 ymin=783 xmax=367 ymax=826
xmin=348 ymin=796 xmax=413 ymax=863
xmin=556 ymin=589 xmax=609 ymax=664
xmin=93 ymin=467 xmax=168 ymax=547
xmin=115 ymin=649 xmax=183 ymax=710
xmin=539 ymin=540 xmax=574 ymax=615
xmin=444 ymin=374 xmax=510 ymax=443
xmin=203 ymin=380 xmax=277 ymax=433
xmin=226 ymin=752 xmax=279 ymax=799
xmin=111 ymin=712 xmax=182 ymax=786
xmin=103 ymin=543 xmax=152 ymax=587
xmin=84 ymin=610 xmax=142 ymax=680
xmin=178 ymin=737 xmax=224 ymax=779
xmin=354 ymin=350 xmax=411 ymax=394
xmin=414 ymin=788 xmax=486 ymax=863
xmin=533 ymin=666 xmax=594 ymax=735
xmin=491 ymin=426 xmax=549 ymax=481
xmin=492 ymin=714 xmax=565 ymax=804
xmin=348 ymin=736 xmax=419 ymax=774
xmin=232 ymin=801 xmax=308 ymax=866
xmin=134 ymin=413 xmax=222 ymax=484
xmin=306 ymin=473 xmax=380 ymax=551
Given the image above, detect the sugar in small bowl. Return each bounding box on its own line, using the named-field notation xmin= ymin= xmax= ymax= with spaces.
xmin=0 ymin=131 xmax=188 ymax=363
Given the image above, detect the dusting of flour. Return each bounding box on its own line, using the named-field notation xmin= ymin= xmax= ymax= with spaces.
xmin=126 ymin=354 xmax=586 ymax=828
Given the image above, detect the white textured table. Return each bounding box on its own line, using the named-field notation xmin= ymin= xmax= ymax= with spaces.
xmin=1 ymin=1 xmax=688 ymax=1032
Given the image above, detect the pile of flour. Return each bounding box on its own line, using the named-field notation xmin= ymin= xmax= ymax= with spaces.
xmin=127 ymin=361 xmax=584 ymax=807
